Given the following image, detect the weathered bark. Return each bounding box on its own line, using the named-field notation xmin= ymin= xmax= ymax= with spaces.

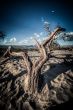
xmin=28 ymin=27 xmax=65 ymax=94
xmin=42 ymin=27 xmax=65 ymax=47
xmin=3 ymin=27 xmax=65 ymax=94
xmin=27 ymin=43 xmax=48 ymax=94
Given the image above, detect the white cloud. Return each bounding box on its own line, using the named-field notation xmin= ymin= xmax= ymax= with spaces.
xmin=18 ymin=39 xmax=28 ymax=44
xmin=24 ymin=39 xmax=28 ymax=43
xmin=10 ymin=37 xmax=16 ymax=43
xmin=34 ymin=33 xmax=40 ymax=38
xmin=51 ymin=10 xmax=55 ymax=13
xmin=18 ymin=41 xmax=24 ymax=44
xmin=34 ymin=32 xmax=43 ymax=37
xmin=40 ymin=32 xmax=43 ymax=36
xmin=44 ymin=21 xmax=49 ymax=24
xmin=30 ymin=37 xmax=33 ymax=39
xmin=3 ymin=39 xmax=7 ymax=44
xmin=42 ymin=37 xmax=45 ymax=41
xmin=1 ymin=31 xmax=47 ymax=45
xmin=38 ymin=38 xmax=42 ymax=43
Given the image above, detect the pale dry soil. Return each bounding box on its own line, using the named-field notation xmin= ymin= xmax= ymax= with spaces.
xmin=0 ymin=49 xmax=73 ymax=110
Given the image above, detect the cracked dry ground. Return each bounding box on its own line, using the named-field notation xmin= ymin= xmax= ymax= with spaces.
xmin=0 ymin=50 xmax=73 ymax=110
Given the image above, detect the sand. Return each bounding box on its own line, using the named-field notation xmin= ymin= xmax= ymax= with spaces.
xmin=0 ymin=49 xmax=73 ymax=110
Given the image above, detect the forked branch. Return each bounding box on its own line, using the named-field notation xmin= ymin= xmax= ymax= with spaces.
xmin=42 ymin=27 xmax=65 ymax=47
xmin=2 ymin=27 xmax=65 ymax=94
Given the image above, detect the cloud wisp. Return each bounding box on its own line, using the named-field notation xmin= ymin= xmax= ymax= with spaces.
xmin=1 ymin=31 xmax=48 ymax=45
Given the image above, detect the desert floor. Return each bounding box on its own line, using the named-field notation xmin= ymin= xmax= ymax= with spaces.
xmin=0 ymin=49 xmax=73 ymax=110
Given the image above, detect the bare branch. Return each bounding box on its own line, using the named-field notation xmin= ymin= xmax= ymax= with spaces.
xmin=35 ymin=44 xmax=48 ymax=73
xmin=34 ymin=27 xmax=64 ymax=68
xmin=22 ymin=52 xmax=33 ymax=74
xmin=34 ymin=39 xmax=44 ymax=67
xmin=42 ymin=27 xmax=65 ymax=47
xmin=3 ymin=46 xmax=33 ymax=74
xmin=34 ymin=38 xmax=43 ymax=55
xmin=3 ymin=46 xmax=11 ymax=57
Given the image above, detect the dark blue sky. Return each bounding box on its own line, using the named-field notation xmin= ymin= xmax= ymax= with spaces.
xmin=0 ymin=0 xmax=73 ymax=45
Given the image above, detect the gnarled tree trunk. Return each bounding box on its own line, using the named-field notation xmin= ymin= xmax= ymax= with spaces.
xmin=3 ymin=27 xmax=65 ymax=95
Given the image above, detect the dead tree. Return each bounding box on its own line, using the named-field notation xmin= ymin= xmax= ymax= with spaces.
xmin=23 ymin=27 xmax=65 ymax=94
xmin=3 ymin=27 xmax=65 ymax=94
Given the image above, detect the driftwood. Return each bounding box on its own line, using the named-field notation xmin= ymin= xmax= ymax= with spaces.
xmin=3 ymin=27 xmax=65 ymax=94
